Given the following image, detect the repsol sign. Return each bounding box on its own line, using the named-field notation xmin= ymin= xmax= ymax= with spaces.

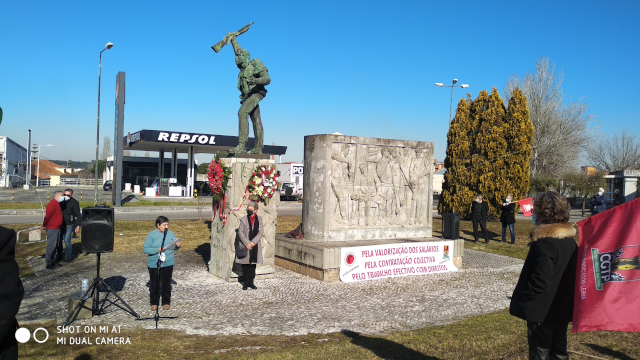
xmin=158 ymin=132 xmax=216 ymax=145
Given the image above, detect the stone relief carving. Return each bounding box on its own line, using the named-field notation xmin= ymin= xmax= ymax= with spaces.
xmin=330 ymin=144 xmax=355 ymax=223
xmin=330 ymin=143 xmax=432 ymax=229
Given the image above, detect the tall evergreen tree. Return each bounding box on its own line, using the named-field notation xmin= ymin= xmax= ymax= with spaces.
xmin=471 ymin=88 xmax=507 ymax=219
xmin=439 ymin=98 xmax=475 ymax=218
xmin=504 ymin=88 xmax=534 ymax=201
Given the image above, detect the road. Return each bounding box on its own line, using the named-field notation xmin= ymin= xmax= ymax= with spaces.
xmin=0 ymin=202 xmax=304 ymax=225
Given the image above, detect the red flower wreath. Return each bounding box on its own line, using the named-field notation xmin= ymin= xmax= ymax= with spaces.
xmin=207 ymin=153 xmax=231 ymax=220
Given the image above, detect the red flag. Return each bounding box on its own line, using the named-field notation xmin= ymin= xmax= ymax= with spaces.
xmin=573 ymin=197 xmax=640 ymax=333
xmin=517 ymin=197 xmax=534 ymax=217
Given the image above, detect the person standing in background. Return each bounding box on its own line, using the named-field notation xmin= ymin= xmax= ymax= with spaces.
xmin=500 ymin=194 xmax=516 ymax=244
xmin=59 ymin=189 xmax=81 ymax=263
xmin=613 ymin=189 xmax=626 ymax=207
xmin=42 ymin=191 xmax=64 ymax=270
xmin=590 ymin=187 xmax=607 ymax=215
xmin=471 ymin=195 xmax=489 ymax=243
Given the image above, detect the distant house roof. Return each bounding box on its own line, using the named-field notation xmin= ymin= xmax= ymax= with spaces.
xmin=30 ymin=160 xmax=78 ymax=180
xmin=436 ymin=168 xmax=447 ymax=175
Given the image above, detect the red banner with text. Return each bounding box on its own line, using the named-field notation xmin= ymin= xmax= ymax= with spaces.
xmin=573 ymin=198 xmax=640 ymax=333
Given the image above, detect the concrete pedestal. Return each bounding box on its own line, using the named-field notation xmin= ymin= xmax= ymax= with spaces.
xmin=209 ymin=157 xmax=279 ymax=282
xmin=273 ymin=134 xmax=462 ymax=282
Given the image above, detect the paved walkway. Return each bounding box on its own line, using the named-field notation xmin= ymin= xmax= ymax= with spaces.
xmin=19 ymin=249 xmax=524 ymax=335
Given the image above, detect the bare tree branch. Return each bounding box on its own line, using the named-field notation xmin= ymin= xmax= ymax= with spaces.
xmin=586 ymin=131 xmax=640 ymax=171
xmin=101 ymin=135 xmax=112 ymax=161
xmin=504 ymin=57 xmax=594 ymax=178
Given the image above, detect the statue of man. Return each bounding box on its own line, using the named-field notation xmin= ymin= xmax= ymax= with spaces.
xmin=227 ymin=33 xmax=270 ymax=155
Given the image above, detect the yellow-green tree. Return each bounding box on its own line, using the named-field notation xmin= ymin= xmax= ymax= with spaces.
xmin=504 ymin=88 xmax=534 ymax=202
xmin=471 ymin=88 xmax=507 ymax=219
xmin=441 ymin=88 xmax=533 ymax=220
xmin=439 ymin=97 xmax=476 ymax=218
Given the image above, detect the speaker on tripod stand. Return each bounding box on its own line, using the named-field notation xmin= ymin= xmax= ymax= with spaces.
xmin=65 ymin=207 xmax=139 ymax=325
xmin=81 ymin=207 xmax=114 ymax=253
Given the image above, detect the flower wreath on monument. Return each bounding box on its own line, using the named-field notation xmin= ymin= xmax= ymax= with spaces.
xmin=208 ymin=153 xmax=232 ymax=221
xmin=226 ymin=164 xmax=280 ymax=224
xmin=246 ymin=165 xmax=279 ymax=206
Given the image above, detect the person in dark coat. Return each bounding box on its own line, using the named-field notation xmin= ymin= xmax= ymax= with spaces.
xmin=590 ymin=187 xmax=607 ymax=215
xmin=613 ymin=189 xmax=626 ymax=206
xmin=235 ymin=201 xmax=263 ymax=290
xmin=510 ymin=191 xmax=578 ymax=360
xmin=500 ymin=194 xmax=516 ymax=244
xmin=471 ymin=194 xmax=489 ymax=243
xmin=59 ymin=189 xmax=81 ymax=262
xmin=0 ymin=226 xmax=24 ymax=360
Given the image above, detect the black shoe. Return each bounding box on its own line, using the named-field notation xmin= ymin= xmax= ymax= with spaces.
xmin=46 ymin=264 xmax=54 ymax=270
xmin=63 ymin=258 xmax=73 ymax=263
xmin=249 ymin=284 xmax=257 ymax=290
xmin=242 ymin=286 xmax=248 ymax=290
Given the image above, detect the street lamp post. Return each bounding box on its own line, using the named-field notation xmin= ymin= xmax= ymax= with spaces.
xmin=35 ymin=144 xmax=53 ymax=187
xmin=95 ymin=42 xmax=113 ymax=205
xmin=435 ymin=79 xmax=469 ymax=125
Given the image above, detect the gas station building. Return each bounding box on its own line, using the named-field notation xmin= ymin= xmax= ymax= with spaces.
xmin=106 ymin=129 xmax=287 ymax=197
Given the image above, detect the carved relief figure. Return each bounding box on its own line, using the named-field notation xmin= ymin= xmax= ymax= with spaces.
xmin=408 ymin=148 xmax=431 ymax=224
xmin=395 ymin=147 xmax=414 ymax=223
xmin=352 ymin=162 xmax=378 ymax=226
xmin=331 ymin=144 xmax=354 ymax=223
xmin=375 ymin=147 xmax=399 ymax=224
xmin=328 ymin=143 xmax=432 ymax=230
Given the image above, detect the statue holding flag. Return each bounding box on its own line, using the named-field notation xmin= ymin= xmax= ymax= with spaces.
xmin=212 ymin=22 xmax=270 ymax=155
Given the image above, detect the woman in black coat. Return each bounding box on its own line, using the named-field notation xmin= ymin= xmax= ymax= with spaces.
xmin=500 ymin=194 xmax=516 ymax=244
xmin=510 ymin=191 xmax=578 ymax=360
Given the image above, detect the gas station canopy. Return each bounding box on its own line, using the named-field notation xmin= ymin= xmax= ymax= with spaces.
xmin=119 ymin=129 xmax=287 ymax=197
xmin=125 ymin=129 xmax=287 ymax=155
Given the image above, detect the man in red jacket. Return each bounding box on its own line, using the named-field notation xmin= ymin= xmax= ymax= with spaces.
xmin=42 ymin=191 xmax=64 ymax=270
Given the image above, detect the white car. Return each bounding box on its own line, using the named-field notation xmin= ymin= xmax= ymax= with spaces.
xmin=280 ymin=182 xmax=302 ymax=201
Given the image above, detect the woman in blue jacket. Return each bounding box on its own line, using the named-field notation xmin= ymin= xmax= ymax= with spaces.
xmin=143 ymin=216 xmax=181 ymax=311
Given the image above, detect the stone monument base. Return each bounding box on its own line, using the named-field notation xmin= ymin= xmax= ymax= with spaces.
xmin=275 ymin=234 xmax=464 ymax=282
xmin=229 ymin=263 xmax=276 ymax=281
xmin=209 ymin=157 xmax=279 ymax=282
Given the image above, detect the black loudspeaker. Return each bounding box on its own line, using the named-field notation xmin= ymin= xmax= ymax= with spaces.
xmin=81 ymin=207 xmax=115 ymax=253
xmin=442 ymin=213 xmax=460 ymax=240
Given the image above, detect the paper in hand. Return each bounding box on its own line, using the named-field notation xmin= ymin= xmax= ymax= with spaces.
xmin=164 ymin=238 xmax=181 ymax=250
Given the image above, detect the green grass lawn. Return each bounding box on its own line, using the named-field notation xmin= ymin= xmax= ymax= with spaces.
xmin=17 ymin=310 xmax=639 ymax=359
xmin=8 ymin=216 xmax=639 ymax=359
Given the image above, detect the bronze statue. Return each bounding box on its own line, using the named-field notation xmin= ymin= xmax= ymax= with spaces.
xmin=212 ymin=23 xmax=270 ymax=155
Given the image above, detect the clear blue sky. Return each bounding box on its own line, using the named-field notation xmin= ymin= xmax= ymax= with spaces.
xmin=1 ymin=1 xmax=639 ymax=165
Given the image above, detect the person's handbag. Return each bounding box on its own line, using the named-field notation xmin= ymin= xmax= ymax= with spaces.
xmin=235 ymin=232 xmax=247 ymax=259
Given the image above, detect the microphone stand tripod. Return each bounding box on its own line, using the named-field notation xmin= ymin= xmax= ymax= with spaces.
xmin=64 ymin=252 xmax=140 ymax=326
xmin=136 ymin=230 xmax=177 ymax=329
